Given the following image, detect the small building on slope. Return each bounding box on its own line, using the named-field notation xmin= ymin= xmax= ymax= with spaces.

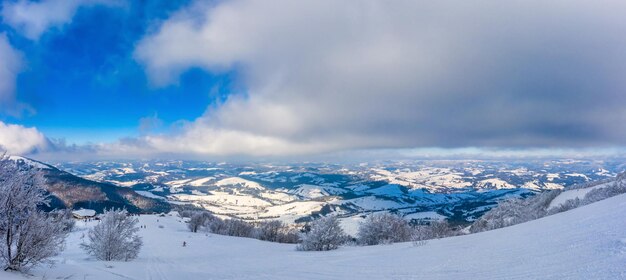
xmin=72 ymin=209 xmax=96 ymax=219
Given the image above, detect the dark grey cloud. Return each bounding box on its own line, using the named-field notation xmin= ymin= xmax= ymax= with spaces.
xmin=128 ymin=0 xmax=626 ymax=156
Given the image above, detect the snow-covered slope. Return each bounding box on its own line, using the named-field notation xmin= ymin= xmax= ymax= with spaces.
xmin=215 ymin=177 xmax=264 ymax=190
xmin=8 ymin=155 xmax=52 ymax=169
xmin=476 ymin=178 xmax=516 ymax=189
xmin=285 ymin=184 xmax=347 ymax=199
xmin=548 ymin=182 xmax=612 ymax=209
xmin=4 ymin=194 xmax=625 ymax=279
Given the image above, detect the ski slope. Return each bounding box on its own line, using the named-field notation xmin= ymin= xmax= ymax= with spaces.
xmin=3 ymin=194 xmax=626 ymax=279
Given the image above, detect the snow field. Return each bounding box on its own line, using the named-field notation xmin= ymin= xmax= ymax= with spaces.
xmin=2 ymin=193 xmax=625 ymax=279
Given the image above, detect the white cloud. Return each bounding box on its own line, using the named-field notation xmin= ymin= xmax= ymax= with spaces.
xmin=1 ymin=0 xmax=123 ymax=40
xmin=133 ymin=0 xmax=626 ymax=156
xmin=0 ymin=33 xmax=30 ymax=116
xmin=0 ymin=121 xmax=48 ymax=155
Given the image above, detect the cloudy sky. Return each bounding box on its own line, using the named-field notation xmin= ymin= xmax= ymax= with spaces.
xmin=0 ymin=0 xmax=625 ymax=160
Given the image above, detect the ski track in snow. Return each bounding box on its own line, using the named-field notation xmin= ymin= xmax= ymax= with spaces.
xmin=3 ymin=194 xmax=626 ymax=279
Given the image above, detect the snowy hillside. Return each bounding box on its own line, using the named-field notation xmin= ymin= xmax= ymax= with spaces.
xmin=48 ymin=159 xmax=625 ymax=223
xmin=8 ymin=155 xmax=53 ymax=169
xmin=4 ymin=193 xmax=626 ymax=279
xmin=548 ymin=181 xmax=613 ymax=209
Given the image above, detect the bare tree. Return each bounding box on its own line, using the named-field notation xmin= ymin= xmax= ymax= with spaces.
xmin=297 ymin=216 xmax=347 ymax=251
xmin=0 ymin=154 xmax=68 ymax=271
xmin=357 ymin=213 xmax=412 ymax=245
xmin=81 ymin=209 xmax=143 ymax=261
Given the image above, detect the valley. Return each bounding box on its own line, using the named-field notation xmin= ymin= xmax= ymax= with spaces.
xmin=51 ymin=159 xmax=623 ymax=225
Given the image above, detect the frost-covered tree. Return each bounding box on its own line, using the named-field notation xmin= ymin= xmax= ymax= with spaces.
xmin=255 ymin=220 xmax=283 ymax=242
xmin=357 ymin=213 xmax=412 ymax=245
xmin=412 ymin=220 xmax=456 ymax=241
xmin=81 ymin=209 xmax=143 ymax=261
xmin=549 ymin=172 xmax=626 ymax=215
xmin=200 ymin=217 xmax=252 ymax=237
xmin=188 ymin=211 xmax=215 ymax=233
xmin=471 ymin=190 xmax=561 ymax=233
xmin=583 ymin=172 xmax=626 ymax=204
xmin=50 ymin=209 xmax=76 ymax=232
xmin=297 ymin=216 xmax=346 ymax=251
xmin=548 ymin=197 xmax=581 ymax=214
xmin=0 ymin=154 xmax=68 ymax=271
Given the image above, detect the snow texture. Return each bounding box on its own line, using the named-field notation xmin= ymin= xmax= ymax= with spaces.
xmin=2 ymin=194 xmax=626 ymax=279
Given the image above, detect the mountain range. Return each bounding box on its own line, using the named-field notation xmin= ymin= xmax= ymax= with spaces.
xmin=31 ymin=158 xmax=624 ymax=225
xmin=10 ymin=156 xmax=170 ymax=213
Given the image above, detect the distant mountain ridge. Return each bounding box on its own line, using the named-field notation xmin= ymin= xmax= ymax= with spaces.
xmin=49 ymin=159 xmax=624 ymax=224
xmin=9 ymin=156 xmax=170 ymax=213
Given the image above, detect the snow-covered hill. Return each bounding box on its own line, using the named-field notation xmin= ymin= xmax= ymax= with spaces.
xmin=548 ymin=181 xmax=613 ymax=209
xmin=284 ymin=184 xmax=348 ymax=199
xmin=37 ymin=159 xmax=626 ymax=223
xmin=4 ymin=193 xmax=626 ymax=279
xmin=8 ymin=155 xmax=53 ymax=169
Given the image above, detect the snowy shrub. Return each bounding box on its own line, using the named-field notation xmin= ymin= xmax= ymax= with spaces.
xmin=471 ymin=190 xmax=561 ymax=233
xmin=255 ymin=220 xmax=300 ymax=244
xmin=357 ymin=213 xmax=412 ymax=245
xmin=411 ymin=238 xmax=428 ymax=247
xmin=204 ymin=217 xmax=247 ymax=237
xmin=255 ymin=220 xmax=283 ymax=241
xmin=178 ymin=209 xmax=206 ymax=218
xmin=549 ymin=173 xmax=626 ymax=215
xmin=81 ymin=209 xmax=143 ymax=261
xmin=428 ymin=220 xmax=455 ymax=239
xmin=193 ymin=214 xmax=298 ymax=242
xmin=205 ymin=218 xmax=225 ymax=234
xmin=278 ymin=229 xmax=300 ymax=244
xmin=0 ymin=155 xmax=68 ymax=272
xmin=412 ymin=220 xmax=456 ymax=242
xmin=178 ymin=210 xmax=194 ymax=218
xmin=297 ymin=216 xmax=347 ymax=251
xmin=548 ymin=197 xmax=582 ymax=215
xmin=188 ymin=211 xmax=216 ymax=233
xmin=50 ymin=209 xmax=76 ymax=232
xmin=219 ymin=219 xmax=255 ymax=237
xmin=583 ymin=174 xmax=626 ymax=204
